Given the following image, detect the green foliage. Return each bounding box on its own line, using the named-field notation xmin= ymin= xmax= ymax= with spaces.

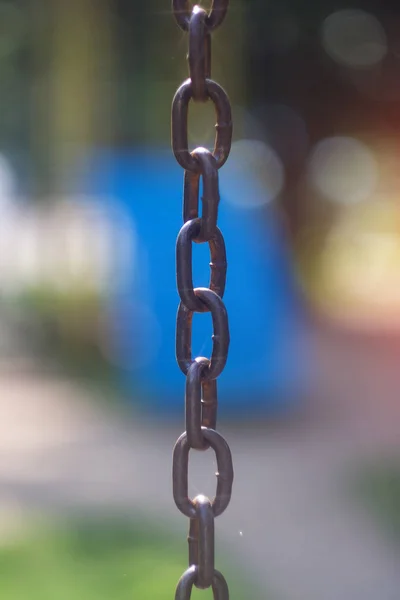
xmin=12 ymin=285 xmax=117 ymax=383
xmin=354 ymin=461 xmax=400 ymax=542
xmin=16 ymin=283 xmax=101 ymax=314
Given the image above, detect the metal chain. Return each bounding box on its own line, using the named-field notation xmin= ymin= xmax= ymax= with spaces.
xmin=171 ymin=2 xmax=233 ymax=599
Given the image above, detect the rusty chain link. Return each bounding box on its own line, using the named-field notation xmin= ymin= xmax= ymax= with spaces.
xmin=171 ymin=1 xmax=233 ymax=599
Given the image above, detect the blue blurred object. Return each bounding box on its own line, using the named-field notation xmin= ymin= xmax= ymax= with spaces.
xmin=82 ymin=148 xmax=310 ymax=418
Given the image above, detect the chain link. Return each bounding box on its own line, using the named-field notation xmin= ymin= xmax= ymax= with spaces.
xmin=176 ymin=287 xmax=230 ymax=379
xmin=188 ymin=495 xmax=215 ymax=588
xmin=183 ymin=148 xmax=220 ymax=243
xmin=185 ymin=357 xmax=217 ymax=450
xmin=171 ymin=78 xmax=232 ymax=172
xmin=173 ymin=427 xmax=233 ymax=518
xmin=175 ymin=566 xmax=230 ymax=600
xmin=176 ymin=219 xmax=226 ymax=312
xmin=188 ymin=7 xmax=211 ymax=101
xmin=173 ymin=0 xmax=229 ymax=32
xmin=171 ymin=1 xmax=233 ymax=597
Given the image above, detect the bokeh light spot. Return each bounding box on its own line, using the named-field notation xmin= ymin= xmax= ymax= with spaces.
xmin=315 ymin=200 xmax=400 ymax=329
xmin=322 ymin=9 xmax=387 ymax=68
xmin=308 ymin=137 xmax=378 ymax=204
xmin=222 ymin=139 xmax=284 ymax=208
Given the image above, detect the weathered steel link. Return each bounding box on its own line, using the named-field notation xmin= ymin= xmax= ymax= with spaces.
xmin=171 ymin=0 xmax=233 ymax=596
xmin=176 ymin=218 xmax=226 ymax=312
xmin=173 ymin=0 xmax=229 ymax=32
xmin=183 ymin=147 xmax=220 ymax=242
xmin=171 ymin=78 xmax=232 ymax=172
xmin=175 ymin=566 xmax=230 ymax=600
xmin=185 ymin=357 xmax=217 ymax=449
xmin=188 ymin=7 xmax=211 ymax=102
xmin=172 ymin=427 xmax=233 ymax=518
xmin=176 ymin=287 xmax=229 ymax=379
xmin=188 ymin=495 xmax=215 ymax=588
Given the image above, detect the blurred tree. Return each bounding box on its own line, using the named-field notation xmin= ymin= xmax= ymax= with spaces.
xmin=44 ymin=0 xmax=115 ymax=193
xmin=0 ymin=0 xmax=247 ymax=194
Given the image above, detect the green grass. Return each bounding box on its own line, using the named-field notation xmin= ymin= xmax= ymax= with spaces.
xmin=0 ymin=516 xmax=263 ymax=600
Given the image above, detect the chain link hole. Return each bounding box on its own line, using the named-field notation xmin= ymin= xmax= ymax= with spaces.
xmin=192 ymin=310 xmax=213 ymax=359
xmin=188 ymin=101 xmax=216 ymax=153
xmin=191 ymin=224 xmax=211 ymax=274
xmin=188 ymin=450 xmax=219 ymax=507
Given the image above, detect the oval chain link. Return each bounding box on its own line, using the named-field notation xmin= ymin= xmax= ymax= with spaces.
xmin=176 ymin=287 xmax=230 ymax=380
xmin=183 ymin=148 xmax=220 ymax=243
xmin=188 ymin=7 xmax=211 ymax=102
xmin=171 ymin=78 xmax=232 ymax=172
xmin=185 ymin=357 xmax=217 ymax=450
xmin=172 ymin=427 xmax=234 ymax=518
xmin=171 ymin=1 xmax=233 ymax=597
xmin=188 ymin=495 xmax=215 ymax=588
xmin=175 ymin=566 xmax=230 ymax=600
xmin=176 ymin=218 xmax=226 ymax=312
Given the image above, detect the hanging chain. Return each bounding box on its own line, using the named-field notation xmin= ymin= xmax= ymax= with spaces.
xmin=171 ymin=1 xmax=233 ymax=599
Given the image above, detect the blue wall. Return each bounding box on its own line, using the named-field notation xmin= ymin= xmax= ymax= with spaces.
xmin=83 ymin=148 xmax=310 ymax=418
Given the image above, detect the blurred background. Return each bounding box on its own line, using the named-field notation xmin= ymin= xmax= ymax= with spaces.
xmin=0 ymin=0 xmax=400 ymax=599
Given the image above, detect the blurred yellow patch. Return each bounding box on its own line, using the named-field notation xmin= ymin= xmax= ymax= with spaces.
xmin=297 ymin=198 xmax=400 ymax=330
